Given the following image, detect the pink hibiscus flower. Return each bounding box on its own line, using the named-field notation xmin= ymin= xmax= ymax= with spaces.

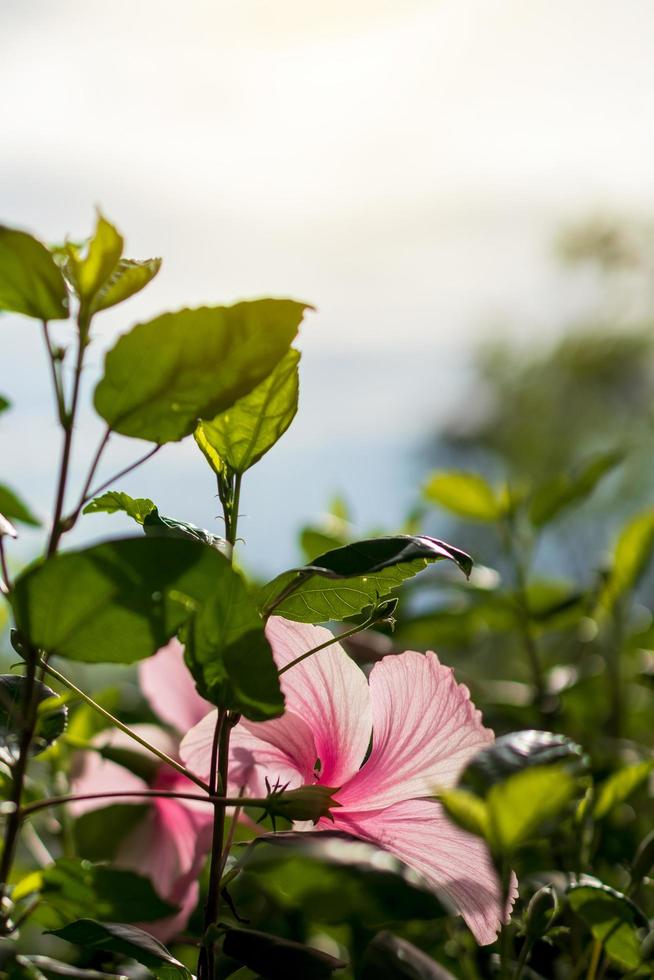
xmin=180 ymin=617 xmax=512 ymax=946
xmin=71 ymin=638 xmax=213 ymax=941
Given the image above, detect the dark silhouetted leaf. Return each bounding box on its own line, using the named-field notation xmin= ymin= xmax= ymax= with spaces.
xmin=260 ymin=535 xmax=472 ymax=623
xmin=461 ymin=730 xmax=587 ymax=795
xmin=361 ymin=932 xmax=455 ymax=979
xmin=0 ymin=225 xmax=69 ymax=320
xmin=222 ymin=927 xmax=346 ymax=979
xmin=15 ymin=955 xmax=126 ymax=980
xmin=0 ymin=675 xmax=67 ymax=765
xmin=94 ymin=299 xmax=309 ymax=443
xmin=195 ymin=348 xmax=300 ymax=475
xmin=47 ymin=920 xmax=191 ymax=980
xmin=11 ymin=537 xmax=229 ymax=663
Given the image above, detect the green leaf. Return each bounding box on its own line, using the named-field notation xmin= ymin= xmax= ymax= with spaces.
xmin=529 ymin=450 xmax=623 ymax=527
xmin=47 ymin=920 xmax=191 ymax=980
xmin=598 ymin=509 xmax=654 ymax=610
xmin=65 ymin=215 xmax=123 ymax=304
xmin=184 ymin=561 xmax=283 ymax=719
xmin=244 ymin=831 xmax=447 ymax=925
xmin=0 ymin=676 xmax=67 ymax=765
xmin=568 ymin=879 xmax=647 ymax=970
xmin=0 ymin=395 xmax=10 ymax=415
xmin=260 ymin=535 xmax=472 ymax=623
xmin=83 ymin=491 xmax=156 ymax=523
xmin=93 ymin=257 xmax=161 ymax=313
xmin=222 ymin=927 xmax=346 ymax=979
xmin=361 ymin=932 xmax=456 ymax=980
xmin=195 ymin=348 xmax=300 ymax=475
xmin=73 ymin=804 xmax=149 ymax=863
xmin=32 ymin=859 xmax=176 ymax=927
xmin=143 ymin=509 xmax=227 ymax=553
xmin=0 ymin=226 xmax=69 ymax=320
xmin=460 ymin=730 xmax=588 ymax=795
xmin=94 ymin=299 xmax=310 ymax=443
xmin=593 ymin=760 xmax=654 ymax=820
xmin=11 ymin=536 xmax=229 ymax=663
xmin=14 ymin=955 xmax=127 ymax=980
xmin=485 ymin=763 xmax=577 ymax=854
xmin=0 ymin=484 xmax=41 ymax=527
xmin=423 ymin=471 xmax=505 ymax=521
xmin=437 ymin=788 xmax=489 ymax=839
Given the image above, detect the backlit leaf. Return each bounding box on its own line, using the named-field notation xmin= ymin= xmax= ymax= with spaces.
xmin=0 ymin=225 xmax=69 ymax=320
xmin=260 ymin=535 xmax=472 ymax=623
xmin=598 ymin=509 xmax=654 ymax=610
xmin=195 ymin=348 xmax=300 ymax=475
xmin=529 ymin=450 xmax=623 ymax=526
xmin=94 ymin=299 xmax=309 ymax=443
xmin=423 ymin=471 xmax=505 ymax=522
xmin=11 ymin=537 xmax=228 ymax=663
xmin=0 ymin=484 xmax=41 ymax=527
xmin=93 ymin=257 xmax=161 ymax=312
xmin=593 ymin=760 xmax=654 ymax=820
xmin=64 ymin=215 xmax=123 ymax=304
xmin=83 ymin=491 xmax=156 ymax=523
xmin=568 ymin=879 xmax=647 ymax=970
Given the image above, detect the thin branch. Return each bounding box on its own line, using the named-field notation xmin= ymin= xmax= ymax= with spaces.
xmin=81 ymin=444 xmax=162 ymax=506
xmin=41 ymin=320 xmax=66 ymax=425
xmin=20 ymin=789 xmax=265 ymax=819
xmin=67 ymin=425 xmax=112 ymax=524
xmin=38 ymin=658 xmax=211 ymax=793
xmin=278 ymin=613 xmax=378 ymax=676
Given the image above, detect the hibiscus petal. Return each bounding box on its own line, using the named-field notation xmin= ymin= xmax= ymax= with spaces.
xmin=266 ymin=617 xmax=372 ymax=786
xmin=139 ymin=637 xmax=212 ymax=735
xmin=335 ymin=799 xmax=512 ymax=945
xmin=181 ymin=706 xmax=318 ymax=796
xmin=118 ymin=795 xmax=212 ymax=942
xmin=337 ymin=651 xmax=493 ymax=811
xmin=69 ymin=726 xmax=177 ymax=816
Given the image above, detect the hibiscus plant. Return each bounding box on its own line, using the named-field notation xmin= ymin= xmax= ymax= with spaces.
xmin=0 ymin=216 xmax=653 ymax=979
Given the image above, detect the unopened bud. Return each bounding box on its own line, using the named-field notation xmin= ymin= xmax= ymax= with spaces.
xmin=267 ymin=785 xmax=341 ymax=824
xmin=525 ymin=885 xmax=558 ymax=940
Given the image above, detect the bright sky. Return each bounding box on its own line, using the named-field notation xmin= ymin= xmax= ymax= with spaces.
xmin=2 ymin=0 xmax=654 ymax=570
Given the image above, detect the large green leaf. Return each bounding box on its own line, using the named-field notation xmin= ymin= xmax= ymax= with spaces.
xmin=0 ymin=676 xmax=67 ymax=765
xmin=93 ymin=257 xmax=161 ymax=312
xmin=423 ymin=471 xmax=506 ymax=522
xmin=259 ymin=535 xmax=472 ymax=623
xmin=222 ymin=927 xmax=346 ymax=979
xmin=11 ymin=537 xmax=228 ymax=663
xmin=568 ymin=879 xmax=648 ymax=970
xmin=0 ymin=226 xmax=69 ymax=321
xmin=0 ymin=484 xmax=41 ymax=527
xmin=361 ymin=932 xmax=455 ymax=980
xmin=242 ymin=831 xmax=447 ymax=925
xmin=529 ymin=450 xmax=623 ymax=526
xmin=94 ymin=299 xmax=309 ymax=443
xmin=195 ymin=348 xmax=300 ymax=475
xmin=47 ymin=920 xmax=191 ymax=980
xmin=24 ymin=859 xmax=176 ymax=927
xmin=184 ymin=561 xmax=283 ymax=719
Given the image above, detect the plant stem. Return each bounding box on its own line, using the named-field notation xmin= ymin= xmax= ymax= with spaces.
xmin=586 ymin=939 xmax=603 ymax=980
xmin=65 ymin=425 xmax=111 ymax=525
xmin=47 ymin=329 xmax=85 ymax=557
xmin=40 ymin=321 xmax=66 ymax=426
xmin=0 ymin=538 xmax=11 ymax=594
xmin=75 ymin=443 xmax=162 ymax=513
xmin=0 ymin=651 xmax=39 ymax=903
xmin=278 ymin=614 xmax=377 ymax=676
xmin=20 ymin=789 xmax=264 ymax=819
xmin=499 ymin=518 xmax=547 ymax=717
xmin=38 ymin=658 xmax=210 ymax=792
